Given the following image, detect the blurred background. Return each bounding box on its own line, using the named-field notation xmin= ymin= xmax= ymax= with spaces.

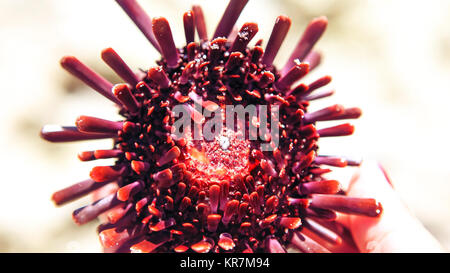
xmin=0 ymin=0 xmax=449 ymax=252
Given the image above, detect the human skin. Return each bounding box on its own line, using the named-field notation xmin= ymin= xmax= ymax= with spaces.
xmin=335 ymin=160 xmax=445 ymax=253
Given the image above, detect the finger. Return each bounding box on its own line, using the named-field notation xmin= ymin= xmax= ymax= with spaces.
xmin=338 ymin=159 xmax=444 ymax=252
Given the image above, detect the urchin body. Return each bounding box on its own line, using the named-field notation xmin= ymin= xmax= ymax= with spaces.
xmin=41 ymin=0 xmax=381 ymax=253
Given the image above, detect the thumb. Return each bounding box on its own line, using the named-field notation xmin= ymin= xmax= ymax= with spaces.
xmin=337 ymin=159 xmax=444 ymax=253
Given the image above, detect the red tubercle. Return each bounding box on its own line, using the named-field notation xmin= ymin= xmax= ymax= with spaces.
xmin=314 ymin=156 xmax=348 ymax=167
xmin=260 ymin=214 xmax=277 ymax=229
xmin=135 ymin=197 xmax=149 ymax=214
xmin=251 ymin=46 xmax=264 ymax=64
xmin=191 ymin=238 xmax=214 ymax=253
xmin=148 ymin=204 xmax=162 ymax=218
xmin=222 ymin=200 xmax=239 ymax=226
xmin=237 ymin=202 xmax=249 ymax=222
xmin=249 ymin=192 xmax=261 ymax=214
xmin=304 ymin=104 xmax=345 ymax=123
xmin=179 ymin=62 xmax=195 ymax=86
xmin=209 ymin=185 xmax=220 ymax=213
xmin=265 ymin=196 xmax=279 ymax=213
xmin=309 ymin=168 xmax=332 ymax=175
xmin=307 ymin=75 xmax=332 ymax=93
xmin=218 ymin=233 xmax=236 ymax=251
xmin=76 ymin=115 xmax=123 ymax=134
xmin=73 ymin=193 xmax=122 ymax=225
xmin=152 ymin=17 xmax=179 ymax=68
xmin=213 ymin=0 xmax=249 ymax=39
xmin=239 ymin=222 xmax=252 ymax=235
xmin=207 ymin=214 xmax=222 ymax=233
xmin=287 ymin=197 xmax=310 ymax=208
xmin=183 ymin=11 xmax=195 ymax=44
xmin=299 ymin=180 xmax=341 ymax=195
xmin=209 ymin=38 xmax=228 ymax=65
xmin=152 ymin=168 xmax=173 ymax=188
xmin=117 ymin=181 xmax=143 ymax=201
xmin=94 ymin=149 xmax=123 ymax=159
xmin=122 ymin=121 xmax=137 ymax=134
xmin=292 ymin=150 xmax=315 ymax=174
xmin=262 ymin=15 xmax=291 ymax=67
xmin=51 ymin=179 xmax=110 ymax=206
xmin=113 ymin=84 xmax=140 ymax=114
xmin=282 ymin=16 xmax=328 ymax=75
xmin=310 ymin=194 xmax=383 ymax=217
xmin=131 ymin=160 xmax=149 ymax=174
xmin=106 ymin=203 xmax=133 ymax=224
xmin=182 ymin=223 xmax=198 ymax=236
xmin=258 ymin=71 xmax=275 ymax=88
xmin=130 ymin=236 xmax=169 ymax=253
xmin=157 ymin=146 xmax=181 ymax=167
xmin=78 ymin=151 xmax=96 ymax=161
xmin=196 ymin=203 xmax=210 ymax=221
xmin=99 ymin=227 xmax=129 ymax=249
xmin=136 ymin=80 xmax=152 ymax=97
xmin=275 ymin=62 xmax=309 ymax=92
xmin=303 ymin=88 xmax=335 ymax=101
xmin=225 ymin=51 xmax=244 ymax=71
xmin=279 ymin=217 xmax=302 ymax=229
xmin=317 ymin=123 xmax=355 ymax=137
xmin=186 ymin=42 xmax=197 ymax=61
xmin=60 ymin=56 xmax=121 ymax=105
xmin=229 ymin=22 xmax=259 ymax=53
xmin=260 ymin=159 xmax=278 ymax=177
xmin=326 ymin=107 xmax=362 ymax=121
xmin=101 ymin=48 xmax=140 ymax=86
xmin=149 ymin=218 xmax=175 ymax=232
xmin=287 ymin=83 xmax=309 ymax=98
xmin=192 ymin=5 xmax=208 ymax=41
xmin=174 ymin=244 xmax=189 ymax=253
xmin=147 ymin=66 xmax=171 ymax=89
xmin=40 ymin=125 xmax=116 ymax=142
xmin=174 ymin=182 xmax=187 ymax=204
xmin=219 ymin=181 xmax=230 ymax=211
xmin=90 ymin=165 xmax=126 ymax=183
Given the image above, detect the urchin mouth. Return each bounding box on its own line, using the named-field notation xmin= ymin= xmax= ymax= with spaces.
xmin=218 ymin=135 xmax=231 ymax=150
xmin=185 ymin=126 xmax=251 ymax=184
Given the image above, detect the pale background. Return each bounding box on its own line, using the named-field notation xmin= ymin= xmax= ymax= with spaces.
xmin=0 ymin=0 xmax=449 ymax=252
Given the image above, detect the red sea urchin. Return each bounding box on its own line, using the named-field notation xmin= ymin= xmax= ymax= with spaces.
xmin=41 ymin=0 xmax=382 ymax=253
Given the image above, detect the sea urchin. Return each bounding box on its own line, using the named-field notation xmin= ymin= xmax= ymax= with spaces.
xmin=41 ymin=0 xmax=382 ymax=253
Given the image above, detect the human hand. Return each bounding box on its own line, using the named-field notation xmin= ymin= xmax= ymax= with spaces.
xmin=332 ymin=160 xmax=445 ymax=253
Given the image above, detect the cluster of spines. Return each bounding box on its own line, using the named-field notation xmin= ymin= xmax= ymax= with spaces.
xmin=41 ymin=0 xmax=381 ymax=253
